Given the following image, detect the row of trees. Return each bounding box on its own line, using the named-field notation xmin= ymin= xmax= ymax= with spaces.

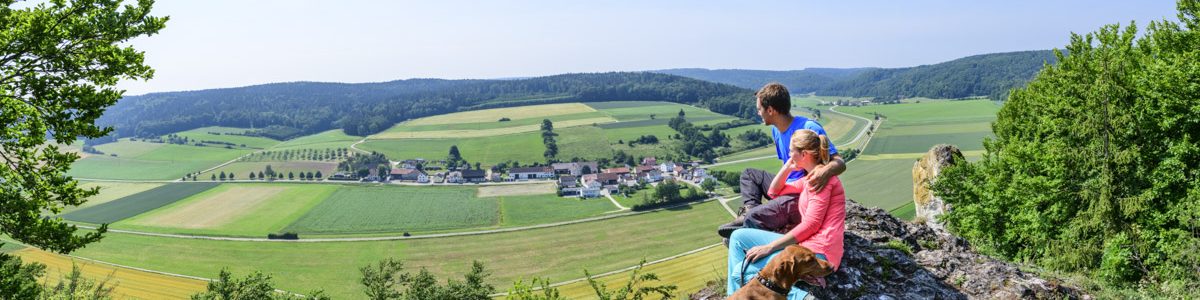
xmin=245 ymin=148 xmax=349 ymax=162
xmin=541 ymin=119 xmax=558 ymax=159
xmin=668 ymin=110 xmax=730 ymax=163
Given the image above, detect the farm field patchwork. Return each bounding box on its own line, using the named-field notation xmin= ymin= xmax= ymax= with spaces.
xmin=62 ymin=182 xmax=221 ymax=224
xmin=65 ymin=200 xmax=731 ymax=298
xmin=115 ymin=183 xmax=337 ymax=237
xmin=63 ymin=181 xmax=165 ymax=213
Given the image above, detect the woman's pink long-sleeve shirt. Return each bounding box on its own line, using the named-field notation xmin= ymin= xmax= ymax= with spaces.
xmin=773 ymin=175 xmax=846 ymax=270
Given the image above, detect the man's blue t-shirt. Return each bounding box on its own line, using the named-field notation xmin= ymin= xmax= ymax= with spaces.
xmin=772 ymin=116 xmax=839 ymax=183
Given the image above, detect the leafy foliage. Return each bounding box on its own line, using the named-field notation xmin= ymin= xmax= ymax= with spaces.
xmin=584 ymin=259 xmax=677 ymax=300
xmin=190 ymin=269 xmax=328 ymax=300
xmin=358 ymin=259 xmax=495 ymax=300
xmin=931 ymin=2 xmax=1200 ymax=294
xmin=0 ymin=0 xmax=166 ymax=254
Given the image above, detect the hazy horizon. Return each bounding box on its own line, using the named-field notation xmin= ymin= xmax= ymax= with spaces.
xmin=114 ymin=0 xmax=1178 ymax=95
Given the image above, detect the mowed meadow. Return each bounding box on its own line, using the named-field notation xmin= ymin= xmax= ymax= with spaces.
xmin=59 ymin=182 xmax=619 ymax=238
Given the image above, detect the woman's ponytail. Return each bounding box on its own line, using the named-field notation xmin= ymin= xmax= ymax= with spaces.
xmin=817 ymin=134 xmax=831 ymax=165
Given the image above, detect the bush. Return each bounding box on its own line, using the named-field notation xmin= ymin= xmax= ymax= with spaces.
xmin=267 ymin=232 xmax=299 ymax=240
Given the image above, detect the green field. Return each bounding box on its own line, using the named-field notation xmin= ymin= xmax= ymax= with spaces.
xmin=61 ymin=183 xmax=221 ymax=224
xmin=358 ymin=132 xmax=547 ymax=165
xmin=68 ymin=139 xmax=254 ymax=180
xmin=114 ymin=183 xmax=337 ymax=237
xmin=283 ymin=185 xmax=498 ymax=234
xmin=709 ymin=157 xmax=781 ymax=175
xmin=65 ymin=200 xmax=731 ymax=298
xmin=498 ymin=194 xmax=619 ymax=226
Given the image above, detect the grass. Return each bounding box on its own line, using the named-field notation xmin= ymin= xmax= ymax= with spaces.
xmin=358 ymin=132 xmax=547 ymax=165
xmin=63 ymin=181 xmax=165 ymax=214
xmin=839 ymin=158 xmax=916 ymax=212
xmin=889 ymin=202 xmax=916 ymax=221
xmin=613 ymin=188 xmax=655 ymax=208
xmin=836 ymin=99 xmax=1000 ymax=127
xmin=588 ymin=101 xmax=732 ymax=122
xmin=9 ymin=247 xmax=208 ymax=299
xmin=388 ymin=111 xmax=613 ymax=132
xmin=61 ymin=182 xmax=221 ymax=224
xmin=283 ymin=185 xmax=498 ymax=234
xmin=68 ymin=141 xmax=253 ymax=180
xmin=114 ymin=183 xmax=337 ymax=237
xmin=718 ymin=147 xmax=776 ymax=162
xmin=498 ymin=194 xmax=619 ymax=226
xmin=864 ymin=131 xmax=994 ymax=154
xmin=709 ymin=157 xmax=781 ymax=175
xmin=65 ymin=200 xmax=731 ymax=298
xmin=372 ymin=117 xmax=617 ymax=139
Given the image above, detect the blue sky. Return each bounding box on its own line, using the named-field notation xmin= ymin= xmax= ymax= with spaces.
xmin=116 ymin=0 xmax=1179 ymax=95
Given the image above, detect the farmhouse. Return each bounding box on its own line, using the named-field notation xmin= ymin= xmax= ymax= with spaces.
xmin=602 ymin=166 xmax=630 ymax=176
xmin=510 ymin=166 xmax=555 ymax=180
xmin=639 ymin=169 xmax=663 ymax=183
xmin=658 ymin=161 xmax=676 ymax=174
xmin=558 ymin=175 xmax=578 ymax=188
xmin=445 ymin=171 xmax=462 ymax=183
xmin=389 ymin=168 xmax=428 ymax=183
xmin=641 ymin=156 xmax=656 ymax=166
xmin=551 ymin=161 xmax=598 ymax=176
xmin=462 ymin=170 xmax=487 ymax=183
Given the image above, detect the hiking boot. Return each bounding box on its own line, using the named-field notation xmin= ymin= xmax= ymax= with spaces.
xmin=717 ymin=215 xmax=745 ymax=238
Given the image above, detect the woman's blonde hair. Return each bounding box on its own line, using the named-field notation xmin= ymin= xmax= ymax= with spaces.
xmin=790 ymin=129 xmax=830 ymax=165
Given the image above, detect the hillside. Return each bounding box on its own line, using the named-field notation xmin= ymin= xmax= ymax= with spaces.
xmin=654 ymin=50 xmax=1057 ymax=101
xmin=95 ymin=73 xmax=754 ymax=142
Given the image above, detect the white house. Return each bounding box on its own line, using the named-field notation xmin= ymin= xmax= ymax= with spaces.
xmin=639 ymin=170 xmax=663 ymax=183
xmin=580 ymin=180 xmax=603 ymax=198
xmin=658 ymin=162 xmax=676 ymax=174
xmin=510 ymin=167 xmax=555 ymax=180
xmin=691 ymin=168 xmax=708 ymax=183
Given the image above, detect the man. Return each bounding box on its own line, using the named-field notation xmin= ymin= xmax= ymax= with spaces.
xmin=719 ymin=82 xmax=846 ymax=240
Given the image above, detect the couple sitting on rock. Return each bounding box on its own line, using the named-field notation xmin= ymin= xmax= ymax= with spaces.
xmin=719 ymin=83 xmax=847 ymax=299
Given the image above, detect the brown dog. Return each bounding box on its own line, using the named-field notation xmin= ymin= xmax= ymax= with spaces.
xmin=728 ymin=245 xmax=835 ymax=300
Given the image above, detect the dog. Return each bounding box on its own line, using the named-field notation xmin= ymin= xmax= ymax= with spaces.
xmin=727 ymin=244 xmax=835 ymax=300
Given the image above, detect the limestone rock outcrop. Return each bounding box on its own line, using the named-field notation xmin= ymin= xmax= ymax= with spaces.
xmin=912 ymin=144 xmax=964 ymax=230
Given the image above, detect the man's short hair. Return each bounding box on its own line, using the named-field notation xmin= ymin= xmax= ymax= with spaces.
xmin=757 ymin=82 xmax=790 ymax=115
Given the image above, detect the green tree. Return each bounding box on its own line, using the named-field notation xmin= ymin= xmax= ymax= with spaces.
xmin=540 ymin=119 xmax=554 ymax=132
xmin=701 ymin=179 xmax=716 ymax=193
xmin=932 ymin=1 xmax=1200 ymax=293
xmin=219 ymin=172 xmax=226 ymax=181
xmin=288 ymin=172 xmax=295 ymax=180
xmin=191 ymin=269 xmax=327 ymax=300
xmin=0 ymin=252 xmax=43 ymax=299
xmin=584 ymin=259 xmax=676 ymax=300
xmin=258 ymin=171 xmax=265 ymax=180
xmin=249 ymin=172 xmax=256 ymax=180
xmin=0 ymin=0 xmax=165 ymax=257
xmin=316 ymin=171 xmax=323 ymax=179
xmin=448 ymin=145 xmax=462 ymax=162
xmin=211 ymin=174 xmax=217 ymax=181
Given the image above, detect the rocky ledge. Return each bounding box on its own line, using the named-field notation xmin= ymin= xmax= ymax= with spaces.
xmin=691 ymin=199 xmax=1087 ymax=299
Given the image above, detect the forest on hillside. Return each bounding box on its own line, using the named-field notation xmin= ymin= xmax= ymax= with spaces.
xmin=656 ymin=50 xmax=1058 ymax=101
xmin=94 ymin=72 xmax=754 ymax=142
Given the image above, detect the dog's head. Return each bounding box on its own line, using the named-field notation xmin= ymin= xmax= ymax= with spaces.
xmin=763 ymin=245 xmax=836 ymax=286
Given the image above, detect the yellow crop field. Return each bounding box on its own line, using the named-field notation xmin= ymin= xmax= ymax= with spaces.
xmin=372 ymin=117 xmax=616 ymax=139
xmin=536 ymin=245 xmax=728 ymax=299
xmin=404 ymin=103 xmax=598 ymax=125
xmin=12 ymin=248 xmax=208 ymax=299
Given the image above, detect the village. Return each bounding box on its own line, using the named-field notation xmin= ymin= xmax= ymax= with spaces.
xmin=327 ymin=156 xmax=712 ymax=199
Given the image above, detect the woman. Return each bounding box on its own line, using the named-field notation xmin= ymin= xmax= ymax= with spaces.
xmin=727 ymin=129 xmax=846 ymax=299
